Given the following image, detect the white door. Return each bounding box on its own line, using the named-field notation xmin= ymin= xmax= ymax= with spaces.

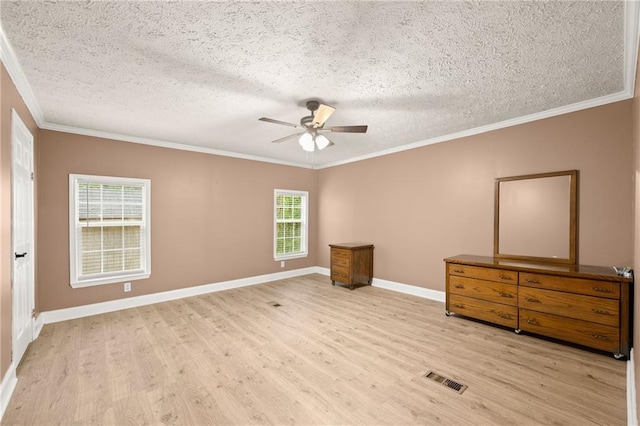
xmin=12 ymin=109 xmax=34 ymax=365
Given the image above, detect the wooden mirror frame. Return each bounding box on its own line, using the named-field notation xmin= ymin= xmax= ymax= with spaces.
xmin=494 ymin=170 xmax=578 ymax=265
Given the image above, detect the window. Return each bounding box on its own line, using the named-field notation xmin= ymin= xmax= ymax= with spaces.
xmin=69 ymin=174 xmax=151 ymax=288
xmin=274 ymin=189 xmax=308 ymax=260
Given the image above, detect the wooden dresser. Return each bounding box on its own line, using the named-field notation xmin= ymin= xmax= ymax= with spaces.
xmin=330 ymin=243 xmax=374 ymax=290
xmin=444 ymin=254 xmax=633 ymax=359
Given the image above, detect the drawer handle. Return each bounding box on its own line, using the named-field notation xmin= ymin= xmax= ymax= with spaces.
xmin=499 ymin=275 xmax=513 ymax=281
xmin=592 ymin=308 xmax=611 ymax=316
xmin=497 ymin=312 xmax=512 ymax=320
xmin=498 ymin=291 xmax=513 ymax=298
xmin=593 ymin=287 xmax=613 ymax=294
xmin=525 ymin=279 xmax=540 ymax=284
xmin=524 ymin=296 xmax=541 ymax=303
xmin=453 ymin=269 xmax=465 ymax=274
xmin=453 ymin=303 xmax=465 ymax=309
xmin=525 ymin=318 xmax=539 ymax=325
xmin=592 ymin=334 xmax=610 ymax=341
xmin=454 ymin=284 xmax=465 ymax=289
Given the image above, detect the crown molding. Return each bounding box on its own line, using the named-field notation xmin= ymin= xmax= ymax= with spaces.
xmin=316 ymin=90 xmax=632 ymax=169
xmin=0 ymin=25 xmax=44 ymax=126
xmin=40 ymin=122 xmax=313 ymax=169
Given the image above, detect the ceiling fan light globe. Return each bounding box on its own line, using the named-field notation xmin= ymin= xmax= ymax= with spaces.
xmin=299 ymin=132 xmax=315 ymax=152
xmin=315 ymin=134 xmax=331 ymax=150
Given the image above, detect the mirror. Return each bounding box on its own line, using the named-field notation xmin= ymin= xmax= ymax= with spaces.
xmin=494 ymin=170 xmax=577 ymax=264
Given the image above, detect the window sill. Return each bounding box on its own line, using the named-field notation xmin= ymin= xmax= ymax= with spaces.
xmin=274 ymin=253 xmax=308 ymax=261
xmin=71 ymin=272 xmax=150 ymax=289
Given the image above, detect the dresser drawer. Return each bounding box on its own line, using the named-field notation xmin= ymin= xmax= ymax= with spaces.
xmin=449 ymin=276 xmax=517 ymax=306
xmin=518 ymin=287 xmax=619 ymax=327
xmin=448 ymin=264 xmax=517 ymax=284
xmin=519 ymin=309 xmax=619 ymax=353
xmin=449 ymin=294 xmax=517 ymax=328
xmin=331 ymin=248 xmax=350 ymax=259
xmin=519 ymin=273 xmax=620 ymax=299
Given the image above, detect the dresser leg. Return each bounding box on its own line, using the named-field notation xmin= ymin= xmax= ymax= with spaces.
xmin=445 ymin=311 xmax=452 ymax=316
xmin=613 ymin=353 xmax=625 ymax=360
xmin=349 ymin=285 xmax=354 ymax=290
xmin=514 ymin=329 xmax=521 ymax=334
xmin=331 ymin=280 xmax=335 ymax=286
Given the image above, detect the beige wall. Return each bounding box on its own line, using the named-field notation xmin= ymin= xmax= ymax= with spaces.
xmin=318 ymin=100 xmax=633 ymax=289
xmin=37 ymin=130 xmax=318 ymax=311
xmin=0 ymin=65 xmax=39 ymax=384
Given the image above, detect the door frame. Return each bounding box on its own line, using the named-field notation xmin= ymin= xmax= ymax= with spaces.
xmin=11 ymin=108 xmax=35 ymax=364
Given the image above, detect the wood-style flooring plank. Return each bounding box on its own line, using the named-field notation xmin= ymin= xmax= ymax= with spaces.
xmin=2 ymin=273 xmax=627 ymax=425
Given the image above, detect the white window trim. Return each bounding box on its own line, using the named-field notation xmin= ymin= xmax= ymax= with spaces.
xmin=274 ymin=189 xmax=308 ymax=261
xmin=69 ymin=174 xmax=151 ymax=288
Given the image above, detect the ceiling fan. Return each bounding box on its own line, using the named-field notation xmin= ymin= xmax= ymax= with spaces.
xmin=259 ymin=100 xmax=368 ymax=152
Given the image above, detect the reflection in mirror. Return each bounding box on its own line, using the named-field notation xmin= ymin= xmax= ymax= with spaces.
xmin=494 ymin=170 xmax=577 ymax=265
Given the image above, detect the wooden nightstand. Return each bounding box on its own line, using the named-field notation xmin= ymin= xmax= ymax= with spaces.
xmin=329 ymin=243 xmax=374 ymax=290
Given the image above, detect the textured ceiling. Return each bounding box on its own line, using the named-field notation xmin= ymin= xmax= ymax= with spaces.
xmin=0 ymin=1 xmax=629 ymax=168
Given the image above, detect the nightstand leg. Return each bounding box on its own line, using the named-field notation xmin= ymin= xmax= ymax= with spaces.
xmin=331 ymin=280 xmax=335 ymax=286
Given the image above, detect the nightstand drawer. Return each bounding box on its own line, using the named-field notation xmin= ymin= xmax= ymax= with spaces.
xmin=331 ymin=248 xmax=350 ymax=259
xmin=331 ymin=255 xmax=350 ymax=268
xmin=331 ymin=269 xmax=350 ymax=282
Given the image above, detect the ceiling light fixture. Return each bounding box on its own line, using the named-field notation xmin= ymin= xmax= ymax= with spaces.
xmin=298 ymin=130 xmax=332 ymax=152
xmin=315 ymin=134 xmax=331 ymax=150
xmin=298 ymin=132 xmax=314 ymax=152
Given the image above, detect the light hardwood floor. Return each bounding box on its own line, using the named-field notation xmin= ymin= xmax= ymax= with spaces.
xmin=2 ymin=274 xmax=627 ymax=425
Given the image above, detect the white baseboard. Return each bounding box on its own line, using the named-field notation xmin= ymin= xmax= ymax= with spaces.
xmin=40 ymin=267 xmax=444 ymax=325
xmin=0 ymin=363 xmax=17 ymax=422
xmin=372 ymin=277 xmax=445 ymax=302
xmin=315 ymin=266 xmax=330 ymax=276
xmin=33 ymin=314 xmax=44 ymax=340
xmin=315 ymin=267 xmax=446 ymax=303
xmin=629 ymin=348 xmax=638 ymax=426
xmin=40 ymin=267 xmax=320 ymax=324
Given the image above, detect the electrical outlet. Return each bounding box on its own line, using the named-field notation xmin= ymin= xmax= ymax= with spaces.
xmin=124 ymin=282 xmax=131 ymax=292
xmin=280 ymin=261 xmax=285 ymax=268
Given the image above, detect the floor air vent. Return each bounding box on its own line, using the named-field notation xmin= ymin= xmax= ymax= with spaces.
xmin=424 ymin=371 xmax=468 ymax=394
xmin=267 ymin=301 xmax=281 ymax=307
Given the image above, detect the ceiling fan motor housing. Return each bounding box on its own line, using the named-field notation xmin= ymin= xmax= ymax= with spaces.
xmin=300 ymin=115 xmax=315 ymax=128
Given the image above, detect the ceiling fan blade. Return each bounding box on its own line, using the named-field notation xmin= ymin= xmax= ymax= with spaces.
xmin=325 ymin=125 xmax=368 ymax=133
xmin=271 ymin=132 xmax=305 ymax=144
xmin=312 ymin=104 xmax=335 ymax=128
xmin=259 ymin=117 xmax=302 ymax=129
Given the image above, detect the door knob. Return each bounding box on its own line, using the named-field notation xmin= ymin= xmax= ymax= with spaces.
xmin=14 ymin=252 xmax=27 ymax=259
